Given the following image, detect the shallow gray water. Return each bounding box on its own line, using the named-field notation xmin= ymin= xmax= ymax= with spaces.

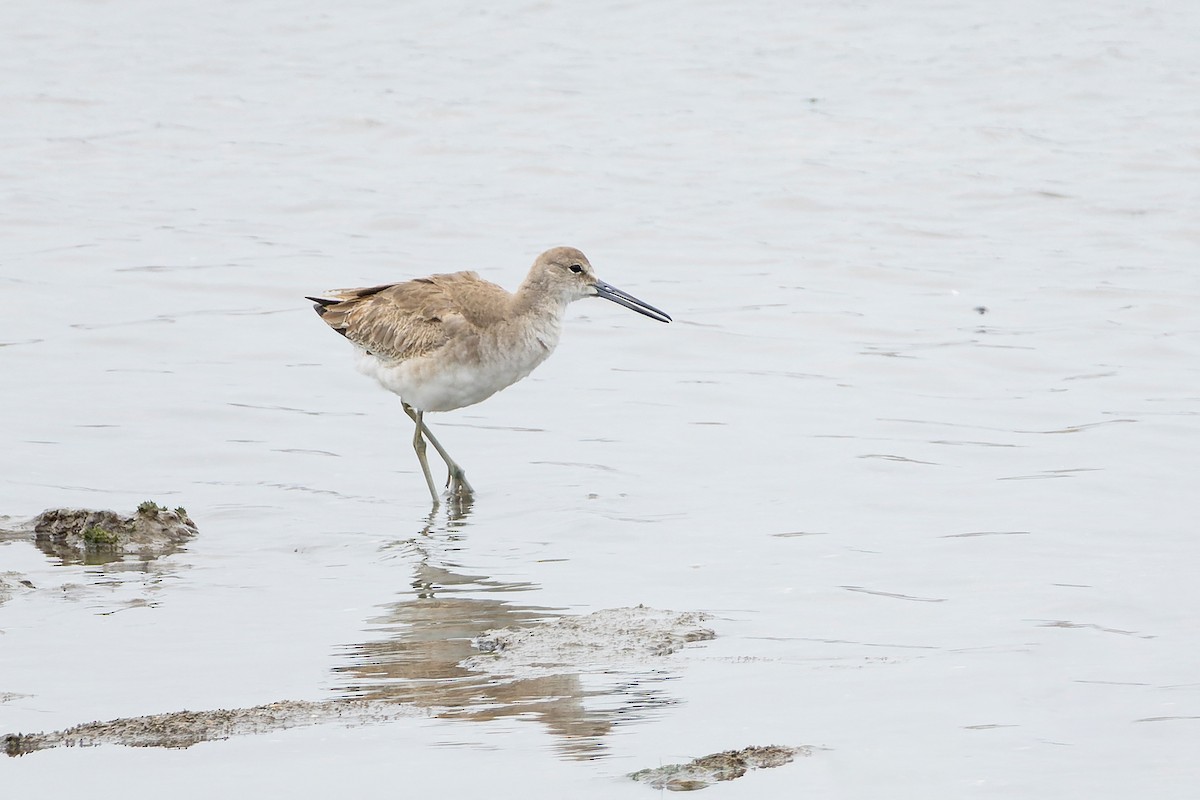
xmin=3 ymin=0 xmax=1199 ymax=796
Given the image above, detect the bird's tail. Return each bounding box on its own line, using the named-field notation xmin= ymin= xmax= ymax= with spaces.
xmin=304 ymin=284 xmax=393 ymax=338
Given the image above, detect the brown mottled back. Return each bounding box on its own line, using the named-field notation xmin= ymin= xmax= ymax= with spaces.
xmin=307 ymin=271 xmax=514 ymax=362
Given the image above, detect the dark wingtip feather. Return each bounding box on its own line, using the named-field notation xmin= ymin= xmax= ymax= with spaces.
xmin=304 ymin=296 xmax=351 ymax=338
xmin=305 ymin=297 xmax=338 ymax=322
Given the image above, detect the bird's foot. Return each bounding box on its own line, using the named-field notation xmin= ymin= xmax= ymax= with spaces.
xmin=447 ymin=467 xmax=474 ymax=498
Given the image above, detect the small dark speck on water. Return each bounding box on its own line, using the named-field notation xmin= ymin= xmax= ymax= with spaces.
xmin=974 ymin=306 xmax=988 ymax=315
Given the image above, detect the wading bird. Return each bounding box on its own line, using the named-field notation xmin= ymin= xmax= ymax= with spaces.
xmin=306 ymin=246 xmax=671 ymax=504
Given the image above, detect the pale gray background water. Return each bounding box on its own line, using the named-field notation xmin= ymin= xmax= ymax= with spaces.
xmin=3 ymin=0 xmax=1198 ymax=796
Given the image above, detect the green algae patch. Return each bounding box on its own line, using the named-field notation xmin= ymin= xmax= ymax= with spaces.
xmin=81 ymin=525 xmax=120 ymax=548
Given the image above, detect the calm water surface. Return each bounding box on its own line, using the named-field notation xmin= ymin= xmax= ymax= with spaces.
xmin=2 ymin=0 xmax=1198 ymax=797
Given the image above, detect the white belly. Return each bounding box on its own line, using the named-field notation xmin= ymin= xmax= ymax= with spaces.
xmin=355 ymin=318 xmax=561 ymax=412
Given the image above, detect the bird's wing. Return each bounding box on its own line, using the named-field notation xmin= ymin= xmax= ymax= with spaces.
xmin=307 ymin=271 xmax=513 ymax=361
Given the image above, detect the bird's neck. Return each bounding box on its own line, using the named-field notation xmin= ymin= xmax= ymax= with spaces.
xmin=506 ymin=282 xmax=567 ymax=357
xmin=511 ymin=279 xmax=569 ymax=321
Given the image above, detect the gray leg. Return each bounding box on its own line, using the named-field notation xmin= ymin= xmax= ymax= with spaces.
xmin=404 ymin=405 xmax=440 ymax=505
xmin=402 ymin=402 xmax=474 ymax=497
xmin=428 ymin=427 xmax=474 ymax=497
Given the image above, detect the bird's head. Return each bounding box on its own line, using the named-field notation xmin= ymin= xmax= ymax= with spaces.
xmin=528 ymin=246 xmax=671 ymax=322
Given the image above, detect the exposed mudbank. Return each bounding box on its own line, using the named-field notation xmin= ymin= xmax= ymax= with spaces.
xmin=4 ymin=699 xmax=427 ymax=757
xmin=466 ymin=606 xmax=715 ymax=676
xmin=26 ymin=503 xmax=198 ymax=564
xmin=6 ymin=606 xmax=714 ymax=757
xmin=629 ymin=745 xmax=814 ymax=790
xmin=0 ymin=504 xmax=198 ymax=607
xmin=1 ymin=503 xmax=198 ymax=568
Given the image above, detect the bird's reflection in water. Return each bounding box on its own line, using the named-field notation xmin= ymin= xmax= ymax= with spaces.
xmin=333 ymin=499 xmax=676 ymax=759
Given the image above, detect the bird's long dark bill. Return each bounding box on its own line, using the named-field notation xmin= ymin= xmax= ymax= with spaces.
xmin=593 ymin=279 xmax=672 ymax=323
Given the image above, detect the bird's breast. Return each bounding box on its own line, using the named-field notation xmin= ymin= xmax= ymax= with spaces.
xmin=360 ymin=312 xmax=563 ymax=413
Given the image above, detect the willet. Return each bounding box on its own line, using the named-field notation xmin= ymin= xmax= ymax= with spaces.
xmin=306 ymin=246 xmax=671 ymax=504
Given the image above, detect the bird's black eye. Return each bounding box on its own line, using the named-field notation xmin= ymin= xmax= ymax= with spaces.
xmin=569 ymin=264 xmax=583 ymax=274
